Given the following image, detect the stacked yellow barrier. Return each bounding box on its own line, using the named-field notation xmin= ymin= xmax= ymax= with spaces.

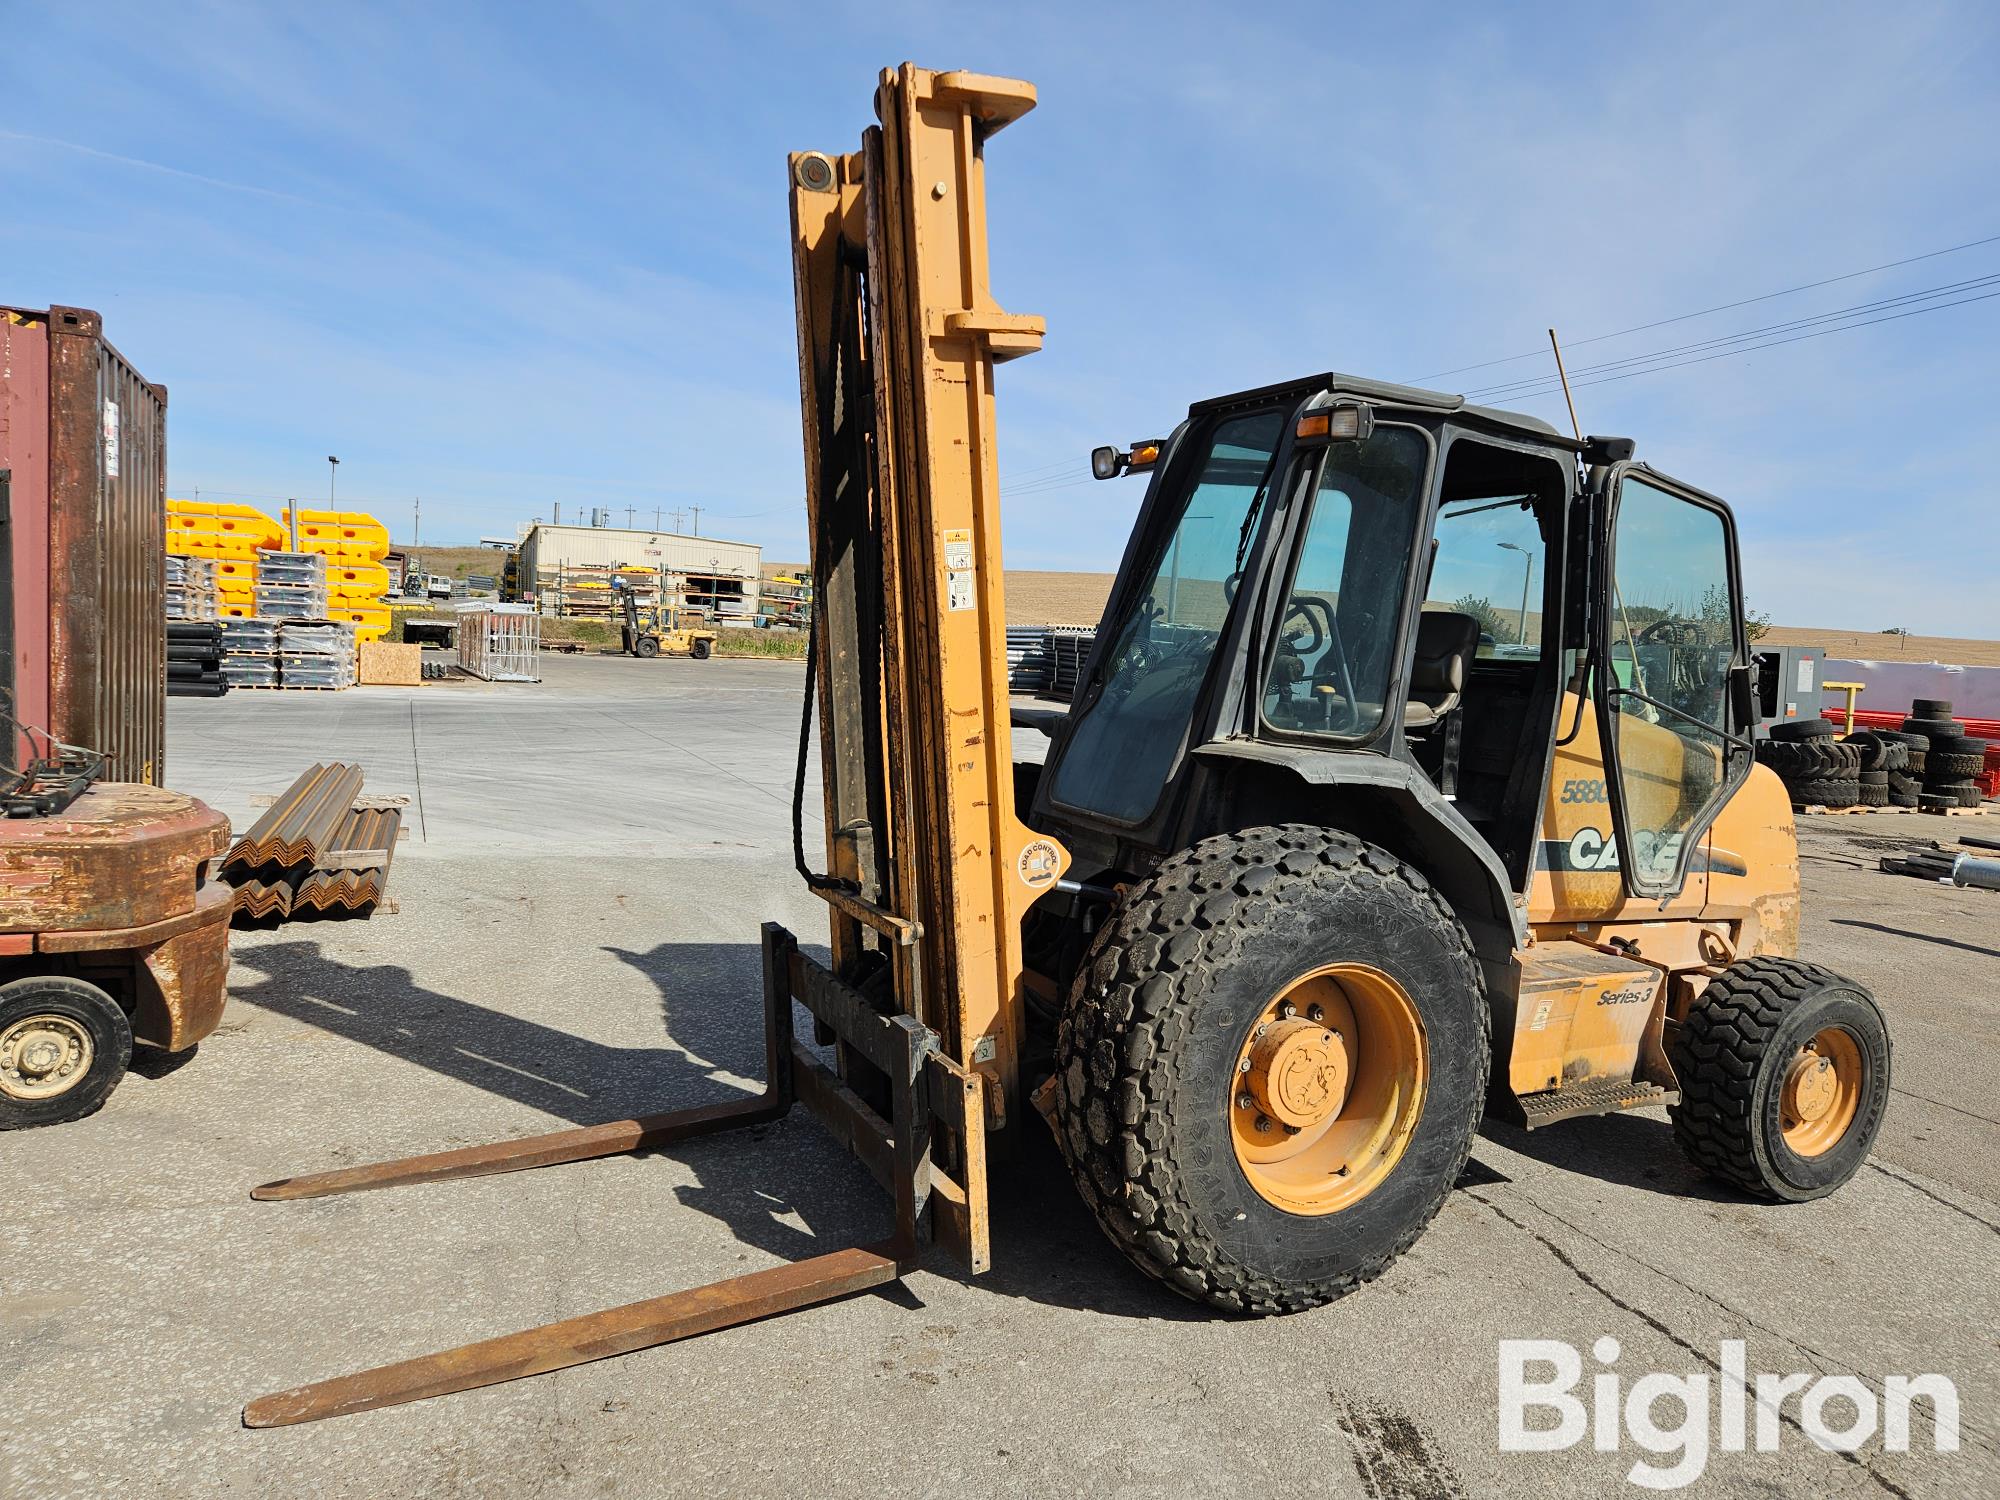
xmin=282 ymin=509 xmax=393 ymax=642
xmin=167 ymin=500 xmax=283 ymax=616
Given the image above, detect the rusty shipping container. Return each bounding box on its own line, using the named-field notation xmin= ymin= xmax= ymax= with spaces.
xmin=0 ymin=305 xmax=166 ymax=784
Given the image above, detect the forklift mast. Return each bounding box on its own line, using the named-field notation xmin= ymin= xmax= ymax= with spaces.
xmin=789 ymin=64 xmax=1069 ymax=1133
xmin=240 ymin=64 xmax=1065 ymax=1427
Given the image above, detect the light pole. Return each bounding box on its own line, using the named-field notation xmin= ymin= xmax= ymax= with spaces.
xmin=327 ymin=456 xmax=339 ymax=511
xmin=1498 ymin=541 xmax=1533 ymax=644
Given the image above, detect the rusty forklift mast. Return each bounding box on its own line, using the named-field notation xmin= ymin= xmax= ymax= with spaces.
xmin=243 ymin=64 xmax=1057 ymax=1426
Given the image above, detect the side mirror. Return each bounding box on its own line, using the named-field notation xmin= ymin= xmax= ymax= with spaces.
xmin=1728 ymin=662 xmax=1756 ymax=733
xmin=1090 ymin=445 xmax=1124 ymax=481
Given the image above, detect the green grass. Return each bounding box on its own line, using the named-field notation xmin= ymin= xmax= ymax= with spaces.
xmin=714 ymin=628 xmax=808 ymax=659
xmin=541 ymin=618 xmax=618 ymax=648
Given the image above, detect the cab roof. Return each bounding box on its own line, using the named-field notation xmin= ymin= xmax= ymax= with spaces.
xmin=1189 ymin=370 xmax=1567 ymax=446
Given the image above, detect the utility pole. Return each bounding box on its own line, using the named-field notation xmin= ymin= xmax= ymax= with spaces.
xmin=670 ymin=508 xmax=686 ymax=534
xmin=653 ymin=506 xmax=662 ymax=531
xmin=624 ymin=505 xmax=636 ymax=529
xmin=1498 ymin=542 xmax=1533 ymax=643
xmin=690 ymin=505 xmax=702 ymax=537
xmin=414 ymin=496 xmax=421 ymax=547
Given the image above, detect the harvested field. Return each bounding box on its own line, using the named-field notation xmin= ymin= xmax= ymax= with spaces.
xmin=1004 ymin=569 xmax=1115 ymax=626
xmin=1760 ymin=624 xmax=2000 ymax=667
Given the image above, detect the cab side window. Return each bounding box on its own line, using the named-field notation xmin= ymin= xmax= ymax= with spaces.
xmin=1427 ymin=492 xmax=1546 ymax=662
xmin=1603 ymin=475 xmax=1740 ymax=883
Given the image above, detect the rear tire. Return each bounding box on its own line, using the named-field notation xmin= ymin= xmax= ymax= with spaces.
xmin=1789 ymin=776 xmax=1858 ymax=808
xmin=1669 ymin=958 xmax=1888 ymax=1202
xmin=0 ymin=977 xmax=132 ymax=1130
xmin=690 ymin=639 xmax=713 ymax=660
xmin=1054 ymin=825 xmax=1488 ymax=1313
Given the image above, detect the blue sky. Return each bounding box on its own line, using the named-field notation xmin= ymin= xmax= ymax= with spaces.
xmin=5 ymin=1 xmax=1997 ymax=633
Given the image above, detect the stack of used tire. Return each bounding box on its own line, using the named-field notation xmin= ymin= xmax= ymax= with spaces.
xmin=1901 ymin=697 xmax=1989 ymax=812
xmin=1840 ymin=729 xmax=1918 ymax=807
xmin=1755 ymin=718 xmax=1862 ymax=807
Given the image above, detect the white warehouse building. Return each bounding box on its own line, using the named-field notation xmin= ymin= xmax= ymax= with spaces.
xmin=517 ymin=523 xmax=762 ymax=619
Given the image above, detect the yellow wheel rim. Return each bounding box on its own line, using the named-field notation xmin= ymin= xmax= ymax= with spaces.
xmin=1780 ymin=1027 xmax=1863 ymax=1158
xmin=0 ymin=1014 xmax=95 ymax=1102
xmin=1229 ymin=964 xmax=1427 ymax=1215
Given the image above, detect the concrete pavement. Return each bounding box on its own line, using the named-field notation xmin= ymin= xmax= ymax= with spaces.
xmin=1 ymin=653 xmax=1993 ymax=1498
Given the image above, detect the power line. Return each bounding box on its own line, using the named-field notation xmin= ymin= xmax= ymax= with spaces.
xmin=999 ymin=456 xmax=1083 ymax=485
xmin=1474 ymin=285 xmax=2000 ymax=405
xmin=1413 ymin=230 xmax=2000 ymax=383
xmin=1463 ymin=272 xmax=2000 ymax=401
xmin=1002 ymin=473 xmax=1093 ymax=499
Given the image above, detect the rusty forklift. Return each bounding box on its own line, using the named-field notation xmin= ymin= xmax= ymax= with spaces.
xmin=244 ymin=65 xmax=1888 ymax=1424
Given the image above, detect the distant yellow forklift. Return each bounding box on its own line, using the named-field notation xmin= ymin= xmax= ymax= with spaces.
xmin=617 ymin=583 xmax=716 ymax=660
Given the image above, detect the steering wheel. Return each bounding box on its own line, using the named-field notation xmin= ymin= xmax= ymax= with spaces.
xmin=1289 ymin=595 xmax=1358 ymax=733
xmin=1281 ymin=597 xmax=1327 ymax=657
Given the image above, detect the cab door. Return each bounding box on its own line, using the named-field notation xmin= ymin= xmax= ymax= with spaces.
xmin=1591 ymin=465 xmax=1756 ymax=900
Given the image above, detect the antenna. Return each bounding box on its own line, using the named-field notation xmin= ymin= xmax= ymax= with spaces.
xmin=1547 ymin=329 xmax=1582 ymax=441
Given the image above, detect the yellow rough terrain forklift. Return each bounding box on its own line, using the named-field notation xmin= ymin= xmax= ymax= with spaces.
xmin=243 ymin=63 xmax=1888 ymax=1424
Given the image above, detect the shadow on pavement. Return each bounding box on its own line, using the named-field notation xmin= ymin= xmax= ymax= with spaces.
xmin=1479 ymin=1110 xmax=1748 ymax=1203
xmin=228 ymin=936 xmax=1198 ymax=1324
xmin=1830 ymin=917 xmax=2000 ymax=962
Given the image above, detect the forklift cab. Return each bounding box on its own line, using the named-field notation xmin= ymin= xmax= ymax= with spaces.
xmin=1029 ymin=372 xmax=1758 ymax=962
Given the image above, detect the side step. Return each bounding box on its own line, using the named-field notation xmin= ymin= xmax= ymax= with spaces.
xmin=243 ymin=923 xmax=986 ymax=1426
xmin=1518 ymin=1078 xmax=1677 ymax=1130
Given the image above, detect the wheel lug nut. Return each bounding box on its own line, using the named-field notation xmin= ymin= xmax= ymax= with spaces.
xmin=1278 ymin=1002 xmax=1296 ymax=1019
xmin=1236 ymin=1092 xmax=1254 ymax=1110
xmin=1253 ymin=1115 xmax=1271 ymax=1133
xmin=1307 ymin=1004 xmax=1324 ymax=1022
xmin=1237 ymin=1058 xmax=1251 ymax=1074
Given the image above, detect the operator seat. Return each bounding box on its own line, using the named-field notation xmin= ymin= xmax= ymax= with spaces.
xmin=1403 ymin=610 xmax=1479 ymax=729
xmin=1404 ymin=610 xmax=1479 ymax=798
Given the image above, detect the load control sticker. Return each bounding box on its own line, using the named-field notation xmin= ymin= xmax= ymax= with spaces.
xmin=102 ymin=399 xmax=120 ymax=478
xmin=1017 ymin=838 xmax=1060 ymax=889
xmin=943 ymin=527 xmax=975 ymax=612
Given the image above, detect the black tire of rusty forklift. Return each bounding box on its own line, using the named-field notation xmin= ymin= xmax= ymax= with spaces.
xmin=635 ymin=637 xmax=661 ymax=659
xmin=691 ymin=639 xmax=712 ymax=660
xmin=1053 ymin=824 xmax=1488 ymax=1314
xmin=1669 ymin=958 xmax=1889 ymax=1202
xmin=0 ymin=976 xmax=133 ymax=1130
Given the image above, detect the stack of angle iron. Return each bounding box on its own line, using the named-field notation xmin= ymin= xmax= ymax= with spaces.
xmin=222 ymin=762 xmax=398 ymax=923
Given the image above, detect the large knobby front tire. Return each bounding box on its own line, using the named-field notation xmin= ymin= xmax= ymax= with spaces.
xmin=1053 ymin=825 xmax=1490 ymax=1314
xmin=1669 ymin=957 xmax=1889 ymax=1202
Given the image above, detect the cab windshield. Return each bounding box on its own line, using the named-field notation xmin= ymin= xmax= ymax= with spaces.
xmin=1048 ymin=409 xmax=1284 ymax=822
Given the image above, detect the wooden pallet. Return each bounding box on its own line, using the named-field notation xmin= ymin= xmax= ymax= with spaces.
xmin=1924 ymin=803 xmax=1993 ymax=817
xmin=227 ymin=682 xmax=349 ymax=692
xmin=1794 ymin=803 xmax=1895 ymax=815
